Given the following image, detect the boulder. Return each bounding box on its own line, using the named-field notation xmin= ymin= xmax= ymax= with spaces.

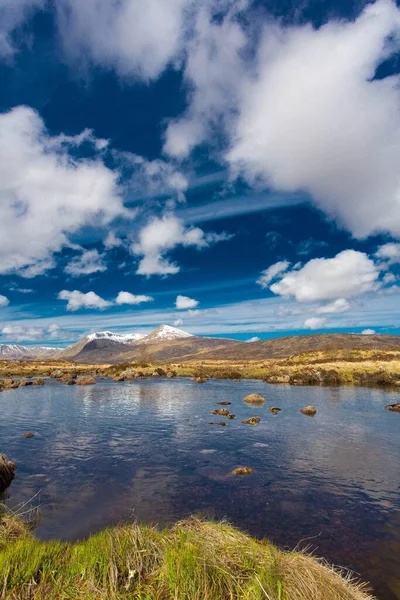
xmin=269 ymin=407 xmax=282 ymax=415
xmin=243 ymin=393 xmax=265 ymax=405
xmin=242 ymin=417 xmax=261 ymax=425
xmin=195 ymin=377 xmax=207 ymax=384
xmin=208 ymin=422 xmax=227 ymax=426
xmin=385 ymin=403 xmax=400 ymax=413
xmin=2 ymin=379 xmax=19 ymax=390
xmin=0 ymin=454 xmax=16 ymax=492
xmin=22 ymin=432 xmax=35 ymax=438
xmin=76 ymin=377 xmax=96 ymax=385
xmin=217 ymin=401 xmax=231 ymax=405
xmin=300 ymin=405 xmax=317 ymax=416
xmin=227 ymin=414 xmax=236 ymax=419
xmin=231 ymin=466 xmax=254 ymax=476
xmin=166 ymin=370 xmax=177 ymax=378
xmin=32 ymin=379 xmax=45 ymax=386
xmin=112 ymin=375 xmax=126 ymax=382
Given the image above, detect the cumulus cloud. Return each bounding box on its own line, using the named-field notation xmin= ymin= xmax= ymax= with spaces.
xmin=0 ymin=106 xmax=127 ymax=277
xmin=1 ymin=323 xmax=71 ymax=342
xmin=58 ymin=290 xmax=111 ymax=311
xmin=0 ymin=294 xmax=10 ymax=307
xmin=376 ymin=242 xmax=400 ymax=263
xmin=227 ymin=1 xmax=400 ymax=239
xmin=132 ymin=214 xmax=227 ymax=276
xmin=303 ymin=317 xmax=327 ymax=330
xmin=0 ymin=0 xmax=45 ymax=58
xmin=104 ymin=231 xmax=124 ymax=249
xmin=164 ymin=3 xmax=247 ymax=157
xmin=56 ymin=0 xmax=190 ymax=81
xmin=257 ymin=260 xmax=290 ymax=288
xmin=115 ymin=292 xmax=154 ymax=305
xmin=65 ymin=249 xmax=107 ymax=276
xmin=270 ymin=250 xmax=380 ymax=302
xmin=361 ymin=328 xmax=376 ymax=334
xmin=173 ymin=319 xmax=184 ymax=326
xmin=175 ymin=295 xmax=199 ymax=310
xmin=316 ymin=298 xmax=351 ymax=314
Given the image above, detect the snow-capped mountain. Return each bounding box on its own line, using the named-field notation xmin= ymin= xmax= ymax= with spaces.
xmin=86 ymin=331 xmax=146 ymax=344
xmin=137 ymin=324 xmax=194 ymax=344
xmin=0 ymin=344 xmax=59 ymax=359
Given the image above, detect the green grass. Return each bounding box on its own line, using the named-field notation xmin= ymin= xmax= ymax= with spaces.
xmin=0 ymin=512 xmax=375 ymax=600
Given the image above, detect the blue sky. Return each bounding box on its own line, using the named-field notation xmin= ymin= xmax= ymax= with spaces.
xmin=0 ymin=0 xmax=400 ymax=346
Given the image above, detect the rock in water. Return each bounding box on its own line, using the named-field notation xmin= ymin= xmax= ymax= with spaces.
xmin=217 ymin=401 xmax=231 ymax=405
xmin=242 ymin=417 xmax=261 ymax=425
xmin=32 ymin=379 xmax=45 ymax=386
xmin=231 ymin=467 xmax=254 ymax=476
xmin=76 ymin=377 xmax=96 ymax=385
xmin=208 ymin=422 xmax=227 ymax=426
xmin=0 ymin=454 xmax=16 ymax=492
xmin=22 ymin=432 xmax=35 ymax=438
xmin=385 ymin=403 xmax=400 ymax=413
xmin=243 ymin=394 xmax=265 ymax=405
xmin=269 ymin=407 xmax=282 ymax=415
xmin=300 ymin=405 xmax=317 ymax=416
xmin=210 ymin=408 xmax=230 ymax=416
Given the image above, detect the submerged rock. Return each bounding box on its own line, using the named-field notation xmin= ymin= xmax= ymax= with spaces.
xmin=300 ymin=405 xmax=317 ymax=416
xmin=208 ymin=421 xmax=227 ymax=426
xmin=0 ymin=454 xmax=16 ymax=492
xmin=385 ymin=403 xmax=400 ymax=413
xmin=195 ymin=377 xmax=207 ymax=384
xmin=19 ymin=380 xmax=33 ymax=387
xmin=217 ymin=401 xmax=231 ymax=405
xmin=231 ymin=466 xmax=254 ymax=476
xmin=227 ymin=413 xmax=236 ymax=419
xmin=210 ymin=408 xmax=230 ymax=416
xmin=269 ymin=407 xmax=282 ymax=415
xmin=243 ymin=393 xmax=265 ymax=405
xmin=76 ymin=377 xmax=96 ymax=385
xmin=22 ymin=432 xmax=35 ymax=438
xmin=242 ymin=417 xmax=261 ymax=425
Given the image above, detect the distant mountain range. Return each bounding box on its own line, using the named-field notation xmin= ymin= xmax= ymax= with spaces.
xmin=1 ymin=325 xmax=400 ymax=363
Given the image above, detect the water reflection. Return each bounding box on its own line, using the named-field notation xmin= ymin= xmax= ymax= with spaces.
xmin=1 ymin=378 xmax=399 ymax=599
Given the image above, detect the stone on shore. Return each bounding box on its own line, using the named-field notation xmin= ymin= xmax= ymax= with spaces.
xmin=76 ymin=377 xmax=96 ymax=385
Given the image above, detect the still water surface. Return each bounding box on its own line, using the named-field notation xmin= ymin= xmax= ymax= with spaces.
xmin=1 ymin=378 xmax=400 ymax=599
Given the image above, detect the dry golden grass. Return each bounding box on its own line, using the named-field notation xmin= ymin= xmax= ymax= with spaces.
xmin=0 ymin=512 xmax=375 ymax=600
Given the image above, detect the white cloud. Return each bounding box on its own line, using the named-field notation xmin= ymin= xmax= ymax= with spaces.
xmin=246 ymin=336 xmax=260 ymax=342
xmin=316 ymin=298 xmax=351 ymax=314
xmin=175 ymin=295 xmax=199 ymax=310
xmin=1 ymin=323 xmax=71 ymax=342
xmin=132 ymin=214 xmax=227 ymax=276
xmin=303 ymin=317 xmax=327 ymax=330
xmin=115 ymin=292 xmax=154 ymax=305
xmin=270 ymin=250 xmax=380 ymax=302
xmin=0 ymin=106 xmax=127 ymax=277
xmin=104 ymin=231 xmax=124 ymax=249
xmin=164 ymin=4 xmax=247 ymax=157
xmin=0 ymin=294 xmax=10 ymax=307
xmin=173 ymin=318 xmax=184 ymax=326
xmin=57 ymin=0 xmax=190 ymax=81
xmin=65 ymin=249 xmax=107 ymax=276
xmin=257 ymin=260 xmax=290 ymax=288
xmin=383 ymin=272 xmax=397 ymax=284
xmin=58 ymin=290 xmax=112 ymax=311
xmin=361 ymin=328 xmax=376 ymax=334
xmin=0 ymin=0 xmax=45 ymax=58
xmin=376 ymin=243 xmax=400 ymax=263
xmin=227 ymin=1 xmax=400 ymax=239
xmin=7 ymin=286 xmax=33 ymax=293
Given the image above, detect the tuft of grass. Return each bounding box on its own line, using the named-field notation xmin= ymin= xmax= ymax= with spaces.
xmin=0 ymin=513 xmax=375 ymax=600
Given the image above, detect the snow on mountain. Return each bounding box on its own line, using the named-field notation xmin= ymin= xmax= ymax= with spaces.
xmin=0 ymin=344 xmax=59 ymax=359
xmin=86 ymin=331 xmax=146 ymax=344
xmin=138 ymin=324 xmax=193 ymax=344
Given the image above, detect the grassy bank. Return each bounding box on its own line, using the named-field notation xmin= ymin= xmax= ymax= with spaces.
xmin=0 ymin=512 xmax=374 ymax=600
xmin=1 ymin=349 xmax=400 ymax=387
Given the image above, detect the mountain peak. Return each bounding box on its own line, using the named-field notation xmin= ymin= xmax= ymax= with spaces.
xmin=138 ymin=324 xmax=193 ymax=343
